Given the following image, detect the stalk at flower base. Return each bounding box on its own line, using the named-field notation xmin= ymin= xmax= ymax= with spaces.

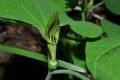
xmin=48 ymin=43 xmax=57 ymax=69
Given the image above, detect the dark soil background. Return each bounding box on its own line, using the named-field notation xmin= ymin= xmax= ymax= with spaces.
xmin=0 ymin=22 xmax=48 ymax=80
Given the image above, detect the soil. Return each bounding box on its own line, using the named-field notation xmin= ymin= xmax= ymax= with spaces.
xmin=0 ymin=21 xmax=48 ymax=80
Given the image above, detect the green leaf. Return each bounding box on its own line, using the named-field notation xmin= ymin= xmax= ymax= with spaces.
xmin=71 ymin=52 xmax=86 ymax=68
xmin=103 ymin=0 xmax=120 ymax=15
xmin=66 ymin=0 xmax=79 ymax=9
xmin=0 ymin=0 xmax=65 ymax=35
xmin=96 ymin=47 xmax=120 ymax=80
xmin=86 ymin=37 xmax=120 ymax=80
xmin=71 ymin=43 xmax=86 ymax=68
xmin=71 ymin=21 xmax=103 ymax=38
xmin=101 ymin=19 xmax=120 ymax=37
xmin=0 ymin=0 xmax=102 ymax=38
xmin=60 ymin=14 xmax=103 ymax=38
xmin=0 ymin=44 xmax=47 ymax=62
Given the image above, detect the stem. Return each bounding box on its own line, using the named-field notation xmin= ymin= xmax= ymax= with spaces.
xmin=88 ymin=2 xmax=104 ymax=13
xmin=86 ymin=2 xmax=104 ymax=19
xmin=92 ymin=13 xmax=104 ymax=20
xmin=58 ymin=60 xmax=87 ymax=73
xmin=82 ymin=12 xmax=85 ymax=21
xmin=51 ymin=69 xmax=89 ymax=80
xmin=48 ymin=43 xmax=56 ymax=62
xmin=81 ymin=0 xmax=86 ymax=21
xmin=47 ymin=43 xmax=57 ymax=69
xmin=45 ymin=71 xmax=52 ymax=80
xmin=88 ymin=2 xmax=103 ymax=15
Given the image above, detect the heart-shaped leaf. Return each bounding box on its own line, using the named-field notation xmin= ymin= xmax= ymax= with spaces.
xmin=0 ymin=0 xmax=102 ymax=38
xmin=103 ymin=0 xmax=120 ymax=15
xmin=0 ymin=0 xmax=65 ymax=36
xmin=86 ymin=37 xmax=120 ymax=80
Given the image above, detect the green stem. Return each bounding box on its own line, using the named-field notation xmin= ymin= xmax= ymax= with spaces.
xmin=58 ymin=60 xmax=87 ymax=73
xmin=82 ymin=12 xmax=85 ymax=21
xmin=47 ymin=43 xmax=57 ymax=69
xmin=48 ymin=43 xmax=56 ymax=62
xmin=51 ymin=69 xmax=89 ymax=80
xmin=45 ymin=71 xmax=52 ymax=80
xmin=88 ymin=1 xmax=103 ymax=13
